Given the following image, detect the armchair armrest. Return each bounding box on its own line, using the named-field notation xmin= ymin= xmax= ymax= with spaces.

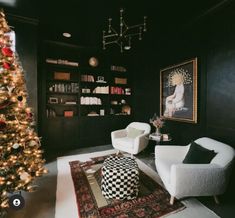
xmin=170 ymin=163 xmax=226 ymax=196
xmin=155 ymin=145 xmax=189 ymax=162
xmin=133 ymin=133 xmax=150 ymax=154
xmin=111 ymin=129 xmax=127 ymax=139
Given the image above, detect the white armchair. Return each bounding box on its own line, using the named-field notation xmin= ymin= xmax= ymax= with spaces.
xmin=155 ymin=137 xmax=235 ymax=204
xmin=111 ymin=122 xmax=151 ymax=157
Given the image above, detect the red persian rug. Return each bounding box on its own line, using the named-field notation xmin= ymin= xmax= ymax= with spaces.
xmin=69 ymin=155 xmax=185 ymax=218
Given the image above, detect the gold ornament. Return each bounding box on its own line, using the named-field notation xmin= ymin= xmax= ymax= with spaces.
xmin=20 ymin=172 xmax=30 ymax=181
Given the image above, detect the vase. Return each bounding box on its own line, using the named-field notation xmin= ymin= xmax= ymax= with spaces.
xmin=155 ymin=127 xmax=161 ymax=136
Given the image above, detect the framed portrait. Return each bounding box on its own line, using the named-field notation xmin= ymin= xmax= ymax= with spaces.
xmin=160 ymin=58 xmax=197 ymax=123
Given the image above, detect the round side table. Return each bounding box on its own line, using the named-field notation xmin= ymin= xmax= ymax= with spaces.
xmin=148 ymin=133 xmax=172 ymax=145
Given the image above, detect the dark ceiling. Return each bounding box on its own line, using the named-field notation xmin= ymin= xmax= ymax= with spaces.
xmin=0 ymin=0 xmax=234 ymax=49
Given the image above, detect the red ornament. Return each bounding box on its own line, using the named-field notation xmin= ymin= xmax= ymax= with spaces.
xmin=0 ymin=120 xmax=6 ymax=130
xmin=1 ymin=47 xmax=13 ymax=57
xmin=3 ymin=62 xmax=11 ymax=69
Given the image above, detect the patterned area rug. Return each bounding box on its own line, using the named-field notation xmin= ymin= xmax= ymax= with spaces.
xmin=69 ymin=154 xmax=185 ymax=218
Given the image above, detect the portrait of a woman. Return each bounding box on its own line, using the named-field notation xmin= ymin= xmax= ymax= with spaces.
xmin=160 ymin=58 xmax=197 ymax=123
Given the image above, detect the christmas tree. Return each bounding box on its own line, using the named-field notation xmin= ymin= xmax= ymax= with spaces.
xmin=0 ymin=10 xmax=47 ymax=211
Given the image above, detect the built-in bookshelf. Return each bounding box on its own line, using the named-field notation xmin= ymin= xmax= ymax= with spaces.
xmin=39 ymin=40 xmax=132 ymax=149
xmin=46 ymin=69 xmax=79 ymax=118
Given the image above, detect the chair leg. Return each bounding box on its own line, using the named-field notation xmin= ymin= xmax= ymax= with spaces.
xmin=116 ymin=150 xmax=120 ymax=155
xmin=214 ymin=195 xmax=220 ymax=204
xmin=170 ymin=196 xmax=175 ymax=205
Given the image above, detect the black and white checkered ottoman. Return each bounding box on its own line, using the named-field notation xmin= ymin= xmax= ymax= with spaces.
xmin=101 ymin=155 xmax=139 ymax=200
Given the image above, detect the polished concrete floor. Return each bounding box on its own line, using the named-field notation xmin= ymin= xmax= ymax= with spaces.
xmin=5 ymin=144 xmax=235 ymax=218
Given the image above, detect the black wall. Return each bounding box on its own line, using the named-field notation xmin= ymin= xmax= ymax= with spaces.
xmin=7 ymin=15 xmax=39 ymax=127
xmin=131 ymin=4 xmax=235 ymax=147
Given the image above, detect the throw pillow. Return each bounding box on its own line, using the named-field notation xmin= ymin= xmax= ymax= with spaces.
xmin=183 ymin=141 xmax=217 ymax=164
xmin=127 ymin=127 xmax=144 ymax=139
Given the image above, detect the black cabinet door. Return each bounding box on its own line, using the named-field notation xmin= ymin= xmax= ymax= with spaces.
xmin=42 ymin=118 xmax=79 ymax=149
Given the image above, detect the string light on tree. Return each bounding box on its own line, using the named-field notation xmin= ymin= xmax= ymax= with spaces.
xmin=0 ymin=10 xmax=47 ymax=214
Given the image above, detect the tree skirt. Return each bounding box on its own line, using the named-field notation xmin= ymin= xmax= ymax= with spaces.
xmin=69 ymin=154 xmax=185 ymax=218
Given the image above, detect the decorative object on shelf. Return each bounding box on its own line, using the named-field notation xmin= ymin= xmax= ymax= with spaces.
xmin=81 ymin=88 xmax=91 ymax=93
xmin=149 ymin=113 xmax=164 ymax=136
xmin=87 ymin=111 xmax=99 ymax=116
xmin=88 ymin=57 xmax=99 ymax=67
xmin=125 ymin=88 xmax=131 ymax=95
xmin=100 ymin=109 xmax=105 ymax=116
xmin=160 ymin=58 xmax=197 ymax=123
xmin=49 ymin=97 xmax=58 ymax=104
xmin=122 ymin=105 xmax=131 ymax=115
xmin=103 ymin=8 xmax=147 ymax=52
xmin=96 ymin=76 xmax=107 ymax=83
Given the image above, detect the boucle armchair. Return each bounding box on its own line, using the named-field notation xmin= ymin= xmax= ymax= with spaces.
xmin=111 ymin=122 xmax=151 ymax=157
xmin=155 ymin=137 xmax=235 ymax=204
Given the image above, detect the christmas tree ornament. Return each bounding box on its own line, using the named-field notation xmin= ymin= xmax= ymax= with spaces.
xmin=29 ymin=140 xmax=37 ymax=147
xmin=2 ymin=62 xmax=10 ymax=69
xmin=20 ymin=172 xmax=30 ymax=181
xmin=12 ymin=143 xmax=20 ymax=149
xmin=1 ymin=47 xmax=13 ymax=56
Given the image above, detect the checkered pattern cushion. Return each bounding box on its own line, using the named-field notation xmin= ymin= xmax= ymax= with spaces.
xmin=101 ymin=156 xmax=139 ymax=200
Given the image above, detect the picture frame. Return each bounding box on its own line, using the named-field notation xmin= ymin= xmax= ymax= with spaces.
xmin=49 ymin=97 xmax=58 ymax=104
xmin=160 ymin=58 xmax=197 ymax=123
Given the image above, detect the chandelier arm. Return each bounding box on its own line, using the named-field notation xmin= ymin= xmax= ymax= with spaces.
xmin=127 ymin=23 xmax=144 ymax=30
xmin=102 ymin=8 xmax=147 ymax=52
xmin=103 ymin=33 xmax=119 ymax=39
xmin=120 ymin=22 xmax=145 ymax=38
xmin=121 ymin=20 xmax=129 ymax=30
xmin=104 ymin=41 xmax=118 ymax=45
xmin=110 ymin=26 xmax=119 ymax=35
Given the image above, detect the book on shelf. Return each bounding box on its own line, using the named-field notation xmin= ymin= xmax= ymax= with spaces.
xmin=48 ymin=83 xmax=79 ymax=93
xmin=46 ymin=58 xmax=57 ymax=64
xmin=81 ymin=75 xmax=94 ymax=82
xmin=54 ymin=72 xmax=70 ymax=80
xmin=110 ymin=65 xmax=127 ymax=72
xmin=46 ymin=58 xmax=79 ymax=66
xmin=65 ymin=101 xmax=77 ymax=105
xmin=64 ymin=110 xmax=74 ymax=117
xmin=46 ymin=108 xmax=56 ymax=117
xmin=80 ymin=96 xmax=102 ymax=105
xmin=114 ymin=77 xmax=127 ymax=84
xmin=110 ymin=86 xmax=124 ymax=95
xmin=93 ymin=86 xmax=109 ymax=94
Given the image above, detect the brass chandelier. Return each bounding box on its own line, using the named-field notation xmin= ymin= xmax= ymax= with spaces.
xmin=102 ymin=8 xmax=147 ymax=52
